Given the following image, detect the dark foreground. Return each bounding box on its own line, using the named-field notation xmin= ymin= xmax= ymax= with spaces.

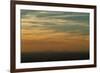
xmin=21 ymin=52 xmax=89 ymax=63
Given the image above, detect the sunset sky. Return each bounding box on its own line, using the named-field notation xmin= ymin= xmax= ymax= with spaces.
xmin=21 ymin=10 xmax=89 ymax=53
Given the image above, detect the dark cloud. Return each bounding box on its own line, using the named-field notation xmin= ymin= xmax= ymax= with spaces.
xmin=21 ymin=10 xmax=89 ymax=35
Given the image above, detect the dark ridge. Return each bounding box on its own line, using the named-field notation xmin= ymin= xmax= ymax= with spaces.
xmin=21 ymin=52 xmax=89 ymax=63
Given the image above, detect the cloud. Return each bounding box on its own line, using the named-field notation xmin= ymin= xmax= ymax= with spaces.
xmin=21 ymin=10 xmax=89 ymax=53
xmin=21 ymin=13 xmax=89 ymax=35
xmin=21 ymin=36 xmax=89 ymax=53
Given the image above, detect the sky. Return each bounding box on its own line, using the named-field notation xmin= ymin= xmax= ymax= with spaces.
xmin=21 ymin=10 xmax=90 ymax=53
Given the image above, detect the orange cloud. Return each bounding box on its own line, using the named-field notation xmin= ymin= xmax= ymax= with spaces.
xmin=21 ymin=37 xmax=89 ymax=53
xmin=21 ymin=11 xmax=89 ymax=54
